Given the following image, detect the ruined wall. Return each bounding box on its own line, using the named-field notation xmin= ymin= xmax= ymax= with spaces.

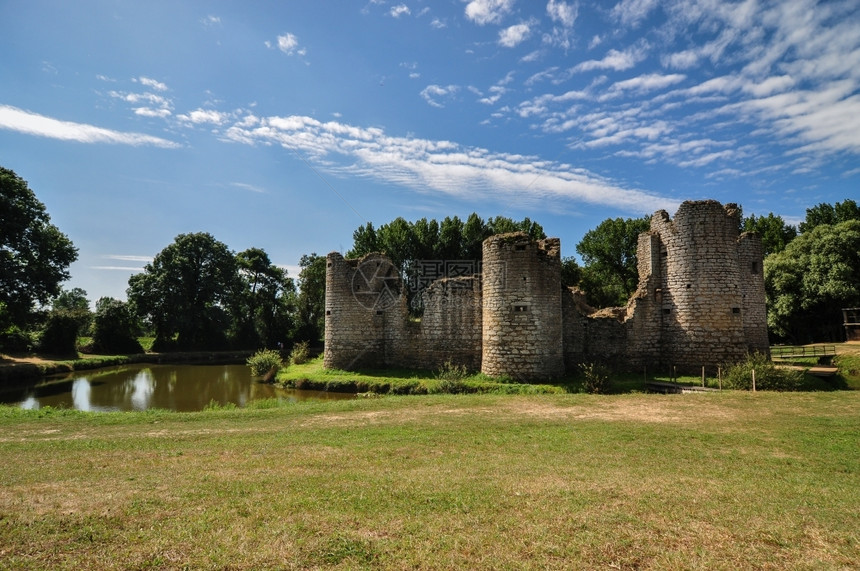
xmin=325 ymin=200 xmax=769 ymax=379
xmin=482 ymin=234 xmax=564 ymax=380
xmin=414 ymin=276 xmax=482 ymax=371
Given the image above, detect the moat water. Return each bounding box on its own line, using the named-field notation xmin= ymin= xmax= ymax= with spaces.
xmin=0 ymin=363 xmax=354 ymax=412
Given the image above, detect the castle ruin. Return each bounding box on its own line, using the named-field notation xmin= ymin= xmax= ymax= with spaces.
xmin=324 ymin=200 xmax=769 ymax=380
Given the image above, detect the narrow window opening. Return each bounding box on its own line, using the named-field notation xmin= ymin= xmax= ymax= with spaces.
xmin=376 ymin=310 xmax=384 ymax=315
xmin=751 ymin=261 xmax=759 ymax=274
xmin=513 ymin=304 xmax=528 ymax=312
xmin=663 ymin=308 xmax=671 ymax=314
xmin=515 ymin=245 xmax=527 ymax=251
xmin=325 ymin=310 xmax=332 ymax=316
xmin=732 ymin=307 xmax=741 ymax=314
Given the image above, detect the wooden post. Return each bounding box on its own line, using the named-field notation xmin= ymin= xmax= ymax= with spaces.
xmin=701 ymin=366 xmax=705 ymax=387
xmin=673 ymin=365 xmax=676 ymax=382
xmin=718 ymin=366 xmax=722 ymax=391
xmin=752 ymin=369 xmax=756 ymax=392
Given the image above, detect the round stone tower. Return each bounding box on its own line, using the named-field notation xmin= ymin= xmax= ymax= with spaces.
xmin=651 ymin=200 xmax=750 ymax=369
xmin=323 ymin=252 xmax=400 ymax=370
xmin=481 ymin=233 xmax=564 ymax=380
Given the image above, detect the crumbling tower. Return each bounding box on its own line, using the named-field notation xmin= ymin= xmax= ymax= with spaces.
xmin=649 ymin=200 xmax=768 ymax=369
xmin=481 ymin=233 xmax=564 ymax=380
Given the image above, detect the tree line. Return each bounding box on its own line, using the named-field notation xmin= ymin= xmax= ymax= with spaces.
xmin=2 ymin=164 xmax=858 ymax=355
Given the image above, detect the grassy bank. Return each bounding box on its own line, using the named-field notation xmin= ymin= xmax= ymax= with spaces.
xmin=277 ymin=357 xmax=571 ymax=395
xmin=1 ymin=391 xmax=858 ymax=569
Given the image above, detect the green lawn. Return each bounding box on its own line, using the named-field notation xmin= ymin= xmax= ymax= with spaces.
xmin=1 ymin=391 xmax=858 ymax=569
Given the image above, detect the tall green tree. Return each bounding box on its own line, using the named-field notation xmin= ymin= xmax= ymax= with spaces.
xmin=575 ymin=216 xmax=650 ymax=308
xmin=799 ymin=199 xmax=860 ymax=233
xmin=0 ymin=167 xmax=78 ymax=326
xmin=127 ymin=232 xmax=238 ymax=350
xmin=742 ymin=213 xmax=797 ymax=257
xmin=765 ymin=220 xmax=860 ymax=343
xmin=234 ymin=248 xmax=296 ymax=348
xmin=295 ymin=253 xmax=326 ymax=342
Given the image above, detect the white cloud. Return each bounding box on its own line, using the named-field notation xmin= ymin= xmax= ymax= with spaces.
xmin=547 ymin=0 xmax=577 ymax=27
xmin=268 ymin=33 xmax=305 ymax=56
xmin=201 ymin=15 xmax=221 ymax=27
xmin=0 ymin=105 xmax=179 ymax=148
xmin=499 ymin=21 xmax=533 ymax=47
xmin=464 ymin=0 xmax=514 ymax=25
xmin=603 ymin=73 xmax=686 ymax=97
xmin=420 ymin=84 xmax=460 ymax=107
xmin=390 ymin=4 xmax=410 ymax=17
xmin=177 ymin=108 xmax=231 ymax=125
xmin=136 ymin=77 xmax=168 ymax=92
xmin=221 ymin=113 xmax=678 ymax=214
xmin=430 ymin=17 xmax=447 ymax=28
xmin=611 ymin=0 xmax=659 ymax=27
xmin=572 ymin=44 xmax=647 ymax=73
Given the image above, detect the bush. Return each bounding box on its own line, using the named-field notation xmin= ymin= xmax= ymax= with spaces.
xmin=289 ymin=341 xmax=310 ymax=365
xmin=0 ymin=326 xmax=34 ymax=353
xmin=578 ymin=361 xmax=611 ymax=394
xmin=722 ymin=352 xmax=805 ymax=391
xmin=247 ymin=349 xmax=283 ymax=378
xmin=38 ymin=309 xmax=86 ymax=356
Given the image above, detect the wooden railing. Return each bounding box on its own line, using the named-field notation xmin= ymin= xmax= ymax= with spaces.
xmin=770 ymin=345 xmax=837 ymax=359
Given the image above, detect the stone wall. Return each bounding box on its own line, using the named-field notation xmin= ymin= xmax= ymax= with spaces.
xmin=324 ymin=200 xmax=769 ymax=380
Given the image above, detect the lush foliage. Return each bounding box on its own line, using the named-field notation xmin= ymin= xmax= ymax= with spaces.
xmin=246 ymin=349 xmax=284 ymax=377
xmin=575 ymin=215 xmax=650 ymax=308
xmin=765 ymin=220 xmax=860 ymax=343
xmin=91 ymin=297 xmax=144 ymax=354
xmin=0 ymin=167 xmax=78 ymax=328
xmin=294 ymin=253 xmax=326 ymax=342
xmin=233 ymin=247 xmax=297 ymax=348
xmin=742 ymin=212 xmax=797 ymax=257
xmin=349 ymin=213 xmax=545 ymax=313
xmin=798 ymin=199 xmax=860 ymax=234
xmin=36 ymin=309 xmax=85 ymax=356
xmin=721 ymin=352 xmax=806 ymax=391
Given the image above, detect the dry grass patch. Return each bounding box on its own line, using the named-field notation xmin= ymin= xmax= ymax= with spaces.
xmin=1 ymin=392 xmax=858 ymax=569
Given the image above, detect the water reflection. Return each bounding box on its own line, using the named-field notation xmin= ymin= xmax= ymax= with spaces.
xmin=0 ymin=363 xmax=353 ymax=412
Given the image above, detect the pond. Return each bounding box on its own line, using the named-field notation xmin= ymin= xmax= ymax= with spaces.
xmin=0 ymin=363 xmax=354 ymax=412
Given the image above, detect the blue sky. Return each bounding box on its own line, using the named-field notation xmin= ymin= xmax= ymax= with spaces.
xmin=1 ymin=0 xmax=858 ymax=305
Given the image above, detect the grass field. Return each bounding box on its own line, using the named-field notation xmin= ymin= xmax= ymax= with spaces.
xmin=1 ymin=391 xmax=858 ymax=569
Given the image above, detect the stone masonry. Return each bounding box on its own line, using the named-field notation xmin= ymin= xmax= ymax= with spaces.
xmin=324 ymin=200 xmax=770 ymax=380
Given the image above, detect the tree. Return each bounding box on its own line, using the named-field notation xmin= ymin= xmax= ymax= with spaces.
xmin=127 ymin=232 xmax=239 ymax=350
xmin=234 ymin=248 xmax=296 ymax=348
xmin=742 ymin=213 xmax=797 ymax=257
xmin=0 ymin=167 xmax=78 ymax=326
xmin=765 ymin=220 xmax=860 ymax=343
xmin=799 ymin=199 xmax=860 ymax=233
xmin=295 ymin=253 xmax=326 ymax=342
xmin=91 ymin=297 xmax=143 ymax=354
xmin=575 ymin=216 xmax=650 ymax=308
xmin=347 ymin=213 xmax=546 ymax=313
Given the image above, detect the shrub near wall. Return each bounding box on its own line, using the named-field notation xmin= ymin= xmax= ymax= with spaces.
xmin=722 ymin=352 xmax=805 ymax=391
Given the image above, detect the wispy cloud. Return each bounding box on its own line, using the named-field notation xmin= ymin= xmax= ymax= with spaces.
xmin=221 ymin=113 xmax=678 ymax=214
xmin=420 ymin=84 xmax=460 ymax=108
xmin=571 ymin=44 xmax=647 ymax=73
xmin=0 ymin=105 xmax=179 ymax=148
